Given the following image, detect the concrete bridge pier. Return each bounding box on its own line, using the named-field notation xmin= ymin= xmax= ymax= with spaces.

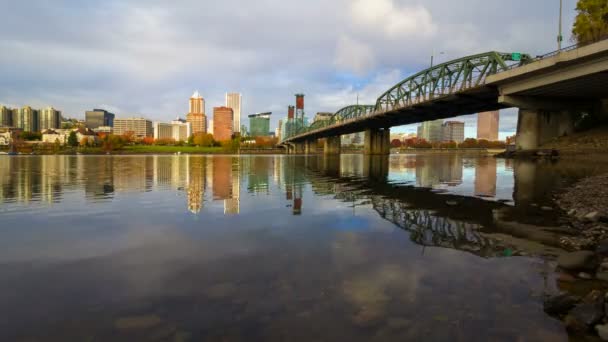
xmin=515 ymin=109 xmax=574 ymax=150
xmin=324 ymin=136 xmax=341 ymax=155
xmin=293 ymin=142 xmax=305 ymax=154
xmin=364 ymin=128 xmax=391 ymax=155
xmin=500 ymin=96 xmax=576 ymax=150
xmin=304 ymin=139 xmax=316 ymax=154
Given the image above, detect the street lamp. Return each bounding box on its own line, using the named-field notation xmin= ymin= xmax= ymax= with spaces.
xmin=430 ymin=51 xmax=445 ymax=68
xmin=558 ymin=0 xmax=563 ymax=50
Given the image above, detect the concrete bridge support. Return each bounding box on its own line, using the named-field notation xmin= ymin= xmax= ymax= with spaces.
xmin=304 ymin=139 xmax=316 ymax=154
xmin=364 ymin=128 xmax=391 ymax=155
xmin=515 ymin=109 xmax=574 ymax=150
xmin=324 ymin=136 xmax=341 ymax=155
xmin=293 ymin=142 xmax=305 ymax=154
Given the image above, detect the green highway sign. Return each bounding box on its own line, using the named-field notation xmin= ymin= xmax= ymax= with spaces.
xmin=511 ymin=53 xmax=522 ymax=61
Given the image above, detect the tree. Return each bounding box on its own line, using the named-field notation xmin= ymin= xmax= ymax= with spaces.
xmin=192 ymin=133 xmax=215 ymax=147
xmin=390 ymin=139 xmax=402 ymax=148
xmin=572 ymin=0 xmax=608 ymax=44
xmin=142 ymin=137 xmax=155 ymax=145
xmin=67 ymin=131 xmax=79 ymax=147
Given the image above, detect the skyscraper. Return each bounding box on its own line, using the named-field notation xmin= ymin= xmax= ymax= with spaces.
xmin=189 ymin=90 xmax=205 ymax=114
xmin=225 ymin=93 xmax=242 ymax=134
xmin=442 ymin=121 xmax=465 ymax=143
xmin=213 ymin=107 xmax=234 ymax=142
xmin=0 ymin=106 xmax=14 ymax=127
xmin=85 ymin=109 xmax=114 ymax=129
xmin=15 ymin=106 xmax=39 ymax=132
xmin=187 ymin=90 xmax=207 ymax=135
xmin=249 ymin=113 xmax=271 ymax=137
xmin=418 ymin=119 xmax=443 ymax=142
xmin=39 ymin=107 xmax=61 ymax=130
xmin=477 ymin=110 xmax=499 ymax=141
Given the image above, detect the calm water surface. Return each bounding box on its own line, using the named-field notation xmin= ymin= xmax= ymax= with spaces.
xmin=1 ymin=154 xmax=607 ymax=341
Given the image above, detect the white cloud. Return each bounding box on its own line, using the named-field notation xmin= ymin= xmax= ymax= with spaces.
xmin=350 ymin=0 xmax=436 ymax=38
xmin=334 ymin=35 xmax=376 ymax=74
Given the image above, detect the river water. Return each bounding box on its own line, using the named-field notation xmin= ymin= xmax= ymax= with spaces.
xmin=1 ymin=154 xmax=608 ymax=341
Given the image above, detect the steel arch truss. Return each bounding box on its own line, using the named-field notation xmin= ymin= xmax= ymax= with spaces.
xmin=299 ymin=105 xmax=375 ymax=135
xmin=374 ymin=51 xmax=530 ymax=112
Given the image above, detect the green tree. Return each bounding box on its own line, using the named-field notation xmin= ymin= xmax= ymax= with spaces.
xmin=572 ymin=0 xmax=608 ymax=44
xmin=67 ymin=131 xmax=79 ymax=147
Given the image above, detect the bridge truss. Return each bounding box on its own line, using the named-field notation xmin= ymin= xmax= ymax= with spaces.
xmin=282 ymin=51 xmax=529 ymax=142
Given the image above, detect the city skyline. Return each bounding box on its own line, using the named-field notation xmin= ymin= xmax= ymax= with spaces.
xmin=0 ymin=1 xmax=579 ymax=140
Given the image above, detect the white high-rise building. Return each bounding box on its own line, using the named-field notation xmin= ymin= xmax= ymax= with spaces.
xmin=225 ymin=93 xmax=242 ymax=134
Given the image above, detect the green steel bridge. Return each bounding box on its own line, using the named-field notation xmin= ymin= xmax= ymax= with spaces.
xmin=282 ymin=51 xmax=531 ymax=143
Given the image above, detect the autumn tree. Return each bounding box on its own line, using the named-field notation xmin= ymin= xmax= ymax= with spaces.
xmin=572 ymin=0 xmax=608 ymax=44
xmin=141 ymin=137 xmax=155 ymax=145
xmin=192 ymin=133 xmax=215 ymax=147
xmin=390 ymin=139 xmax=402 ymax=148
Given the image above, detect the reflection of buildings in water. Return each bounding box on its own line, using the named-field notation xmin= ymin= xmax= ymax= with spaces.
xmin=213 ymin=157 xmax=233 ymax=200
xmin=248 ymin=156 xmax=271 ymax=194
xmin=112 ymin=157 xmax=153 ymax=193
xmin=415 ymin=155 xmax=463 ymax=188
xmin=273 ymin=156 xmax=282 ymax=184
xmin=475 ymin=157 xmax=497 ymax=197
xmin=224 ymin=157 xmax=240 ymax=214
xmin=187 ymin=156 xmax=206 ymax=214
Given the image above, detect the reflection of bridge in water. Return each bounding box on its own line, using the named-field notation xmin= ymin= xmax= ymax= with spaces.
xmin=302 ymin=155 xmax=514 ymax=258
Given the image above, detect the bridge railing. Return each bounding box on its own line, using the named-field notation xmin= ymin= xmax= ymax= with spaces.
xmin=505 ymin=35 xmax=608 ymax=71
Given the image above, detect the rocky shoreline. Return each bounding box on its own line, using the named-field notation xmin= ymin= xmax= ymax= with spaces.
xmin=544 ymin=173 xmax=608 ymax=339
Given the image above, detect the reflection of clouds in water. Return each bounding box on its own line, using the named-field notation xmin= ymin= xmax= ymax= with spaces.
xmin=332 ymin=232 xmax=424 ymax=324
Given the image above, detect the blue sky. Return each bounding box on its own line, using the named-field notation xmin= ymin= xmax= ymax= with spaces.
xmin=0 ymin=0 xmax=577 ymax=139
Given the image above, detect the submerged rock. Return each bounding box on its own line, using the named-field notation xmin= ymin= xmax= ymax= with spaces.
xmin=597 ymin=240 xmax=608 ymax=256
xmin=585 ymin=211 xmax=601 ymax=223
xmin=557 ymin=251 xmax=597 ymax=271
xmin=565 ymin=290 xmax=605 ymax=331
xmin=597 ymin=323 xmax=608 ymax=341
xmin=543 ymin=293 xmax=581 ymax=316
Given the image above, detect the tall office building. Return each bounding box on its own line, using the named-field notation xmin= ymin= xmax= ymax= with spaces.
xmin=113 ymin=118 xmax=153 ymax=138
xmin=477 ymin=110 xmax=499 ymax=141
xmin=276 ymin=119 xmax=283 ymax=141
xmin=0 ymin=106 xmax=14 ymax=127
xmin=213 ymin=106 xmax=234 ymax=142
xmin=225 ymin=93 xmax=242 ymax=134
xmin=189 ymin=90 xmax=205 ymax=114
xmin=15 ymin=106 xmax=39 ymax=132
xmin=39 ymin=107 xmax=62 ymax=130
xmin=85 ymin=109 xmax=115 ymax=129
xmin=187 ymin=90 xmax=207 ymax=135
xmin=249 ymin=113 xmax=271 ymax=137
xmin=442 ymin=121 xmax=465 ymax=143
xmin=418 ymin=119 xmax=443 ymax=142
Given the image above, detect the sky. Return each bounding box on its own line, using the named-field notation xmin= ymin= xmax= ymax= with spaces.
xmin=0 ymin=0 xmax=578 ymax=139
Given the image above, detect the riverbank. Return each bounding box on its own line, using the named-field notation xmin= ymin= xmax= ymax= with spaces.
xmin=540 ymin=172 xmax=608 ymax=338
xmin=542 ymin=126 xmax=608 ymax=156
